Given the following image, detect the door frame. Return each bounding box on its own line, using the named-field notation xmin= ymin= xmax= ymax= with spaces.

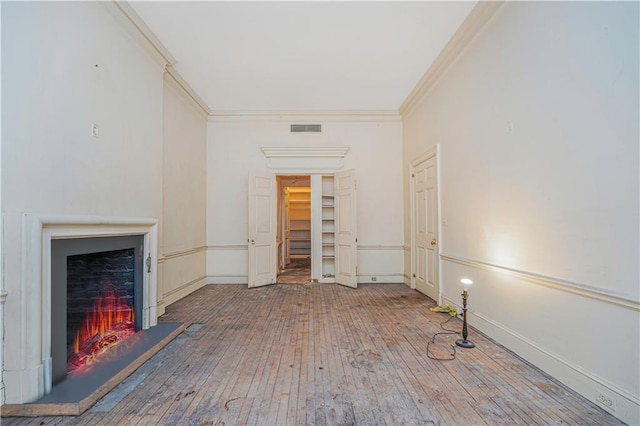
xmin=273 ymin=172 xmax=324 ymax=283
xmin=252 ymin=169 xmax=355 ymax=285
xmin=409 ymin=145 xmax=442 ymax=304
xmin=278 ymin=176 xmax=311 ymax=272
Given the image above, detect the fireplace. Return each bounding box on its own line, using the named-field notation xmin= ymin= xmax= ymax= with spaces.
xmin=51 ymin=236 xmax=144 ymax=384
xmin=1 ymin=214 xmax=159 ymax=405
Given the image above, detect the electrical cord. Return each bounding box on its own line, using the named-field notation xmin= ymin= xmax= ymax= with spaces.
xmin=426 ymin=314 xmax=461 ymax=361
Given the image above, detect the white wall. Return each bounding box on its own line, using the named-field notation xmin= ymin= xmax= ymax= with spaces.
xmin=403 ymin=2 xmax=639 ymax=424
xmin=0 ymin=1 xmax=206 ymax=404
xmin=160 ymin=74 xmax=208 ymax=310
xmin=2 ymin=2 xmax=163 ymax=218
xmin=207 ymin=115 xmax=404 ymax=284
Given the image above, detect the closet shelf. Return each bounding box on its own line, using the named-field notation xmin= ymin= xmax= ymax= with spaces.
xmin=286 ymin=186 xmax=311 ymax=258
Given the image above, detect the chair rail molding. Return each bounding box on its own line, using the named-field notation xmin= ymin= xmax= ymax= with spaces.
xmin=440 ymin=253 xmax=639 ymax=311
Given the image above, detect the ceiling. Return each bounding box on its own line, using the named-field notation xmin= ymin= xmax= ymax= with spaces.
xmin=130 ymin=1 xmax=477 ymax=113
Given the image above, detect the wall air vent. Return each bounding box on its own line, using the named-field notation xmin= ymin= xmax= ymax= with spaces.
xmin=291 ymin=124 xmax=321 ymax=133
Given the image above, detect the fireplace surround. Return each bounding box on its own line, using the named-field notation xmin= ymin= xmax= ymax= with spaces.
xmin=1 ymin=214 xmax=158 ymax=404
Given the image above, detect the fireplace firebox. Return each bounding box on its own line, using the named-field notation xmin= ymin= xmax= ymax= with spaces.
xmin=51 ymin=236 xmax=144 ymax=384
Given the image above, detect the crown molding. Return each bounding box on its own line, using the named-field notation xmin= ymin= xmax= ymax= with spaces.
xmin=208 ymin=110 xmax=401 ymax=122
xmin=105 ymin=1 xmax=175 ymax=66
xmin=106 ymin=1 xmax=212 ymax=115
xmin=165 ymin=66 xmax=212 ymax=116
xmin=399 ymin=1 xmax=506 ymax=116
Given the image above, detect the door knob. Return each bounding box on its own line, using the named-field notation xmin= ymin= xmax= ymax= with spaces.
xmin=251 ymin=239 xmax=255 ymax=245
xmin=431 ymin=238 xmax=437 ymax=246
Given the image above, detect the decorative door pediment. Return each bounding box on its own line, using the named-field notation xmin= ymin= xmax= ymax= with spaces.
xmin=261 ymin=147 xmax=349 ymax=172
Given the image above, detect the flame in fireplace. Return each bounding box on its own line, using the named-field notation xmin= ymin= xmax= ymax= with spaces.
xmin=68 ymin=285 xmax=136 ymax=373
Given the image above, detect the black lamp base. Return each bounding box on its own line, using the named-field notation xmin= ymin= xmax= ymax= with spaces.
xmin=455 ymin=339 xmax=476 ymax=348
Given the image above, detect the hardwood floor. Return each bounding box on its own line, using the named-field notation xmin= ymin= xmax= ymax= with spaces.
xmin=277 ymin=258 xmax=311 ymax=284
xmin=3 ymin=283 xmax=621 ymax=425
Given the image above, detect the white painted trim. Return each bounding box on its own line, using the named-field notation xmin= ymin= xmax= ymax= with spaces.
xmin=261 ymin=147 xmax=350 ymax=172
xmin=106 ymin=1 xmax=212 ymax=115
xmin=100 ymin=1 xmax=169 ymax=68
xmin=160 ymin=245 xmax=207 ymax=262
xmin=400 ymin=1 xmax=505 ymax=116
xmin=206 ymin=275 xmax=248 ymax=285
xmin=208 ymin=111 xmax=402 ymax=122
xmin=207 ymin=244 xmax=248 ymax=251
xmin=357 ymin=245 xmax=405 ymax=251
xmin=110 ymin=1 xmax=175 ymax=64
xmin=165 ymin=66 xmax=211 ymax=116
xmin=403 ymin=274 xmax=412 ymax=285
xmin=261 ymin=147 xmax=350 ymax=159
xmin=23 ymin=214 xmax=159 ymax=401
xmin=408 ymin=166 xmax=416 ymax=291
xmin=441 ymin=254 xmax=639 ymax=311
xmin=441 ymin=294 xmax=640 ymax=424
xmin=353 ymin=244 xmax=404 ymax=283
xmin=163 ymin=276 xmax=207 ymax=298
xmin=358 ymin=274 xmax=405 ymax=284
xmin=267 ymin=167 xmax=345 ymax=174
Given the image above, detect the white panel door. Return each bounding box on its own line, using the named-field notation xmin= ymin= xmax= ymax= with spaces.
xmin=335 ymin=169 xmax=357 ymax=288
xmin=413 ymin=157 xmax=439 ymax=300
xmin=248 ymin=171 xmax=277 ymax=288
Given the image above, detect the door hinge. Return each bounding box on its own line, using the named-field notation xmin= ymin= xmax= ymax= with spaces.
xmin=146 ymin=254 xmax=152 ymax=273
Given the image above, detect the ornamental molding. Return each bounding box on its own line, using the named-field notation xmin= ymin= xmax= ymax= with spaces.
xmin=260 ymin=147 xmax=350 ymax=171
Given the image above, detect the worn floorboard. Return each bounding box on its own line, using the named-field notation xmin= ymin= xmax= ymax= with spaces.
xmin=3 ymin=283 xmax=622 ymax=426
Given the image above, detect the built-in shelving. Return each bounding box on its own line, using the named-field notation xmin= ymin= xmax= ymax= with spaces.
xmin=320 ymin=176 xmax=335 ymax=281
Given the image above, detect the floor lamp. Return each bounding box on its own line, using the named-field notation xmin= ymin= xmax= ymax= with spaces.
xmin=456 ymin=278 xmax=475 ymax=348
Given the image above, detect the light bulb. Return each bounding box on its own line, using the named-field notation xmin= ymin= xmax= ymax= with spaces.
xmin=461 ymin=278 xmax=473 ymax=291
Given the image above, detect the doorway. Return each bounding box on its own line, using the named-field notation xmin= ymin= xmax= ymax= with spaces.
xmin=247 ymin=170 xmax=357 ymax=288
xmin=410 ymin=147 xmax=440 ymax=301
xmin=277 ymin=175 xmax=311 ymax=284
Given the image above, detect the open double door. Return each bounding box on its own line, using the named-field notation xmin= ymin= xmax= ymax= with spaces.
xmin=248 ymin=170 xmax=357 ymax=289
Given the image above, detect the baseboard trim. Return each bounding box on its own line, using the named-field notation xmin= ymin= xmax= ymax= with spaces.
xmin=357 ymin=274 xmax=404 ymax=284
xmin=162 ymin=276 xmax=207 ymax=307
xmin=442 ymin=295 xmax=640 ymax=424
xmin=206 ymin=275 xmax=247 ymax=285
xmin=163 ymin=276 xmax=206 ymax=298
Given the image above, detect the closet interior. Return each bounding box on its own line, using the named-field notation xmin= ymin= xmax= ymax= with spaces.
xmin=277 ymin=175 xmax=336 ymax=283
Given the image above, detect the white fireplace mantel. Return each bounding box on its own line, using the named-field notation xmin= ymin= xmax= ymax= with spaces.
xmin=2 ymin=213 xmax=159 ymax=404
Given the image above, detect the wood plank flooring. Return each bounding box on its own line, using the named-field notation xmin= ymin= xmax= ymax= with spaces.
xmin=2 ymin=283 xmax=622 ymax=425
